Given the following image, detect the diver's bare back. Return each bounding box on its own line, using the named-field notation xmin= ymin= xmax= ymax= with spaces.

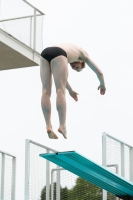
xmin=51 ymin=43 xmax=87 ymax=63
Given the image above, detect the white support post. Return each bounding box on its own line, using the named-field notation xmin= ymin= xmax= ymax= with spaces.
xmin=33 ymin=8 xmax=36 ymax=52
xmin=121 ymin=143 xmax=125 ymax=177
xmin=102 ymin=132 xmax=107 ymax=200
xmin=1 ymin=153 xmax=5 ymax=200
xmin=102 ymin=132 xmax=107 ymax=166
xmin=46 ymin=149 xmax=50 ymax=200
xmin=56 ymin=166 xmax=60 ymax=200
xmin=51 ymin=170 xmax=54 ymax=200
xmin=130 ymin=147 xmax=133 ymax=182
xmin=12 ymin=157 xmax=16 ymax=200
xmin=30 ymin=16 xmax=32 ymax=48
xmin=25 ymin=139 xmax=30 ymax=200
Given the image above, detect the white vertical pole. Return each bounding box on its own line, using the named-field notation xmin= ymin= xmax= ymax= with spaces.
xmin=30 ymin=16 xmax=32 ymax=48
xmin=130 ymin=147 xmax=133 ymax=182
xmin=56 ymin=166 xmax=60 ymax=200
xmin=46 ymin=149 xmax=50 ymax=200
xmin=102 ymin=132 xmax=107 ymax=166
xmin=1 ymin=153 xmax=5 ymax=200
xmin=116 ymin=164 xmax=119 ymax=200
xmin=51 ymin=170 xmax=54 ymax=200
xmin=121 ymin=143 xmax=125 ymax=177
xmin=12 ymin=157 xmax=16 ymax=200
xmin=33 ymin=8 xmax=36 ymax=51
xmin=102 ymin=132 xmax=107 ymax=200
xmin=25 ymin=139 xmax=30 ymax=200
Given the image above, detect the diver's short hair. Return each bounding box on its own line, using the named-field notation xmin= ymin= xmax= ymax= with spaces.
xmin=70 ymin=61 xmax=85 ymax=69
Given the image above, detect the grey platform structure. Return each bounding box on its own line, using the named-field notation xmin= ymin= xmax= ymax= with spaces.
xmin=40 ymin=151 xmax=133 ymax=200
xmin=0 ymin=0 xmax=44 ymax=70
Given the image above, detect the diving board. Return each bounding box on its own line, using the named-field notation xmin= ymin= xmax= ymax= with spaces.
xmin=0 ymin=28 xmax=40 ymax=70
xmin=40 ymin=151 xmax=133 ymax=200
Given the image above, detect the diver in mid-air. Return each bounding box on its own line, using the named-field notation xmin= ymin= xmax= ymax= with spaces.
xmin=40 ymin=43 xmax=106 ymax=139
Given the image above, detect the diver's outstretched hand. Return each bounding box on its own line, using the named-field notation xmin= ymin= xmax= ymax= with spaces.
xmin=98 ymin=85 xmax=106 ymax=95
xmin=69 ymin=90 xmax=79 ymax=101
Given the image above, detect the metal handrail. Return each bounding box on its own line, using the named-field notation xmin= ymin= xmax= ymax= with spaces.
xmin=0 ymin=0 xmax=45 ymax=52
xmin=22 ymin=0 xmax=44 ymax=15
xmin=0 ymin=14 xmax=44 ymax=22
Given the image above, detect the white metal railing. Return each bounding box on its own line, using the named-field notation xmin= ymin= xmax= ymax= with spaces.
xmin=0 ymin=150 xmax=16 ymax=200
xmin=102 ymin=132 xmax=133 ymax=200
xmin=130 ymin=147 xmax=133 ymax=181
xmin=0 ymin=0 xmax=44 ymax=53
xmin=25 ymin=139 xmax=58 ymax=200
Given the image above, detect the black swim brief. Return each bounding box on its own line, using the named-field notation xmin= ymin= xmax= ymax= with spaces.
xmin=41 ymin=47 xmax=67 ymax=63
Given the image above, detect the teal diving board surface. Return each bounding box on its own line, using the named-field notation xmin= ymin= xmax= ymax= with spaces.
xmin=40 ymin=151 xmax=133 ymax=200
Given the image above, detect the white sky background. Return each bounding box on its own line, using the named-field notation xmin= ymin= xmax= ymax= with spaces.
xmin=0 ymin=0 xmax=133 ymax=199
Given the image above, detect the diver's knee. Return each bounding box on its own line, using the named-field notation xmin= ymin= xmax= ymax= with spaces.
xmin=42 ymin=89 xmax=51 ymax=97
xmin=56 ymin=88 xmax=65 ymax=96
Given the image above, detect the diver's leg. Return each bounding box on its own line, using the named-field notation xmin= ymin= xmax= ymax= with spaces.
xmin=51 ymin=56 xmax=68 ymax=138
xmin=40 ymin=56 xmax=58 ymax=139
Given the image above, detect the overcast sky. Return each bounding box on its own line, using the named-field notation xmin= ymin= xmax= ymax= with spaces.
xmin=0 ymin=0 xmax=133 ymax=199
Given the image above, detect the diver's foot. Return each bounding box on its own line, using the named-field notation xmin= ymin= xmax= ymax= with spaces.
xmin=47 ymin=129 xmax=58 ymax=139
xmin=58 ymin=127 xmax=67 ymax=139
